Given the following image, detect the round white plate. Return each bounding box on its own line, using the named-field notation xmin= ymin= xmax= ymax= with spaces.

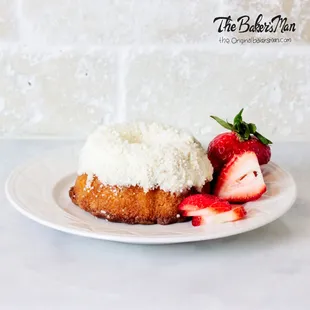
xmin=6 ymin=145 xmax=296 ymax=244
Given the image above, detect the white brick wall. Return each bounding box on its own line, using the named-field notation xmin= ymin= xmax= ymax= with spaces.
xmin=0 ymin=0 xmax=310 ymax=140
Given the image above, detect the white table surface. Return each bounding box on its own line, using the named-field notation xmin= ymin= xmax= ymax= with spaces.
xmin=1 ymin=139 xmax=310 ymax=310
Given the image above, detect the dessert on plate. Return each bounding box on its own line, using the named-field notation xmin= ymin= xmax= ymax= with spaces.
xmin=69 ymin=122 xmax=214 ymax=225
xmin=69 ymin=108 xmax=273 ymax=227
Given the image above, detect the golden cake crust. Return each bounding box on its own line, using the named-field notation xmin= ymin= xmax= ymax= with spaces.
xmin=69 ymin=174 xmax=199 ymax=225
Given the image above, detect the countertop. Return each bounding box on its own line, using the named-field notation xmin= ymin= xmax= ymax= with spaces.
xmin=1 ymin=140 xmax=310 ymax=310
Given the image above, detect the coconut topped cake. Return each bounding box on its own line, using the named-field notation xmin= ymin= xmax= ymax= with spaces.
xmin=70 ymin=122 xmax=213 ymax=225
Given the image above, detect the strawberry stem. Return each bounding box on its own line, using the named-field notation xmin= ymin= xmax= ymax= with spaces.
xmin=210 ymin=109 xmax=272 ymax=145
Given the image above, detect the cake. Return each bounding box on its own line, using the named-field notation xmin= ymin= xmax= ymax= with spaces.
xmin=69 ymin=122 xmax=213 ymax=225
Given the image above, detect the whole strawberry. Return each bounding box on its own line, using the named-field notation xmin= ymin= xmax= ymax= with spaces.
xmin=207 ymin=109 xmax=272 ymax=172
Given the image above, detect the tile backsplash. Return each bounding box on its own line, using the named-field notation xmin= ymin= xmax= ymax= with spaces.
xmin=0 ymin=0 xmax=310 ymax=140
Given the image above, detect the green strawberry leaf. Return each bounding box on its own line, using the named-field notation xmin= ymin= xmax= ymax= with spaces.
xmin=234 ymin=121 xmax=241 ymax=133
xmin=210 ymin=116 xmax=234 ymax=130
xmin=248 ymin=123 xmax=257 ymax=134
xmin=254 ymin=131 xmax=273 ymax=145
xmin=244 ymin=123 xmax=250 ymax=140
xmin=233 ymin=108 xmax=244 ymax=126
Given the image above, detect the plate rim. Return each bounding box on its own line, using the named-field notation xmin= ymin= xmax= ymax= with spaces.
xmin=5 ymin=146 xmax=297 ymax=244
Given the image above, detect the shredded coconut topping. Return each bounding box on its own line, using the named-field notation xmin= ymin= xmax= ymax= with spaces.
xmin=78 ymin=122 xmax=213 ymax=193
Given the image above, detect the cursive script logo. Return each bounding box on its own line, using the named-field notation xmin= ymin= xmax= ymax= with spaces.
xmin=213 ymin=14 xmax=296 ymax=33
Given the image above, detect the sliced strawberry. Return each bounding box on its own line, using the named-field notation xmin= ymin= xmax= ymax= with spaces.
xmin=212 ymin=205 xmax=247 ymax=223
xmin=232 ymin=205 xmax=247 ymax=219
xmin=192 ymin=216 xmax=205 ymax=227
xmin=214 ymin=151 xmax=266 ymax=203
xmin=192 ymin=205 xmax=247 ymax=226
xmin=178 ymin=194 xmax=220 ymax=211
xmin=182 ymin=200 xmax=231 ymax=217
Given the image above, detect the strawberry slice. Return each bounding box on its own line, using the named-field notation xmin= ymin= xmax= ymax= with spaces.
xmin=192 ymin=216 xmax=205 ymax=227
xmin=192 ymin=205 xmax=247 ymax=226
xmin=214 ymin=151 xmax=266 ymax=203
xmin=178 ymin=194 xmax=247 ymax=227
xmin=182 ymin=200 xmax=231 ymax=217
xmin=178 ymin=194 xmax=221 ymax=211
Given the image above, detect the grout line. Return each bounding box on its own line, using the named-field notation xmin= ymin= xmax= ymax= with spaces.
xmin=15 ymin=0 xmax=23 ymax=40
xmin=115 ymin=48 xmax=128 ymax=123
xmin=0 ymin=42 xmax=310 ymax=55
xmin=15 ymin=0 xmax=35 ymax=45
xmin=0 ymin=136 xmax=86 ymax=140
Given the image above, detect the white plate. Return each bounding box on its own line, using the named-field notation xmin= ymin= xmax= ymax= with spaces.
xmin=5 ymin=145 xmax=296 ymax=244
